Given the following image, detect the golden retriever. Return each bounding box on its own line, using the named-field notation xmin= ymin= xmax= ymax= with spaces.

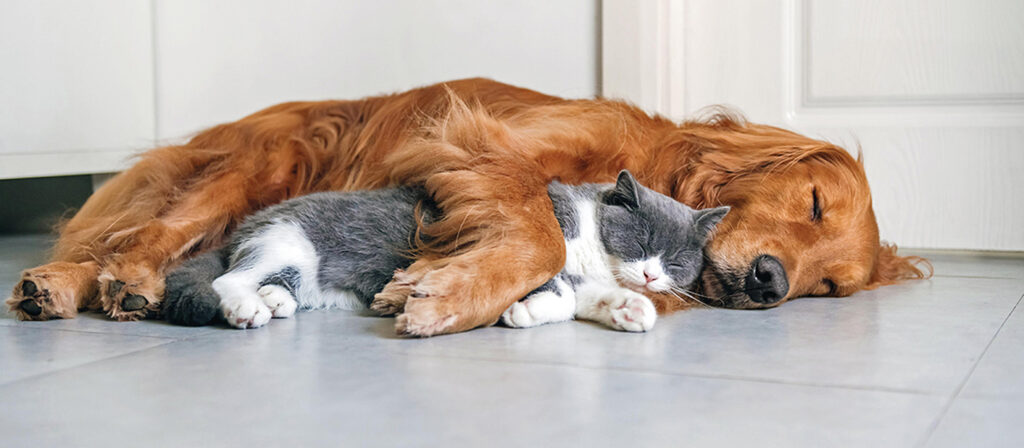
xmin=6 ymin=78 xmax=929 ymax=335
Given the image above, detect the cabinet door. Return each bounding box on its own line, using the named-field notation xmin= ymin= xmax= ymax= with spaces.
xmin=0 ymin=0 xmax=155 ymax=179
xmin=604 ymin=0 xmax=1024 ymax=251
xmin=154 ymin=0 xmax=598 ymax=140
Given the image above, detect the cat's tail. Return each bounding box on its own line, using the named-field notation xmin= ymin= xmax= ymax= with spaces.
xmin=163 ymin=248 xmax=229 ymax=326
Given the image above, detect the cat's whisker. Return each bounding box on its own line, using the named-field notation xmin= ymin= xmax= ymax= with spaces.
xmin=668 ymin=285 xmax=721 ymax=309
xmin=663 ymin=288 xmax=704 ymax=308
xmin=671 ymin=284 xmax=717 ymax=300
xmin=680 ymin=291 xmax=709 ymax=306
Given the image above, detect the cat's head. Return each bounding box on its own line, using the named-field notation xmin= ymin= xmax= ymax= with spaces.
xmin=599 ymin=170 xmax=729 ymax=294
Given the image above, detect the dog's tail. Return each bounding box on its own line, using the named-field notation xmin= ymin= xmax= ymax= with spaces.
xmin=163 ymin=248 xmax=229 ymax=326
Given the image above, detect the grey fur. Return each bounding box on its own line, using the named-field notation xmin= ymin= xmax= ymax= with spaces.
xmin=519 ymin=272 xmax=585 ymax=301
xmin=259 ymin=266 xmax=302 ymax=297
xmin=163 ymin=248 xmax=228 ymax=326
xmin=235 ymin=187 xmax=436 ymax=305
xmin=596 ymin=171 xmax=729 ymax=288
xmin=546 ymin=181 xmax=599 ymax=240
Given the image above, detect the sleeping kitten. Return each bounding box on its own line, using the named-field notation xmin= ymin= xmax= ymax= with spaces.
xmin=500 ymin=171 xmax=727 ymax=331
xmin=162 ymin=171 xmax=727 ymax=332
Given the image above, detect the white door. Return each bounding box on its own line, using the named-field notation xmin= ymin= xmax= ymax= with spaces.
xmin=603 ymin=0 xmax=1024 ymax=251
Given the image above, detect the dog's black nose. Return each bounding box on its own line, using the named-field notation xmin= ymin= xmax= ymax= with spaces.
xmin=745 ymin=255 xmax=789 ymax=305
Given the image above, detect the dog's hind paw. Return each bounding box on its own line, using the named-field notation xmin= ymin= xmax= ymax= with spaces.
xmin=98 ymin=258 xmax=164 ymax=321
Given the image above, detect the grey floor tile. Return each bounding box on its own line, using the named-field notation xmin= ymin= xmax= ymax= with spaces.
xmin=0 ymin=234 xmax=50 ymax=272
xmin=958 ymin=293 xmax=1024 ymax=399
xmin=2 ymin=234 xmax=1023 ymax=447
xmin=0 ymin=312 xmax=234 ymax=339
xmin=0 ymin=324 xmax=945 ymax=448
xmin=926 ymin=397 xmax=1024 ymax=448
xmin=0 ymin=326 xmax=174 ymax=385
xmin=0 ymin=234 xmax=49 ymax=300
xmin=383 ymin=276 xmax=1024 ymax=394
xmin=1 ymin=234 xmax=53 ymax=324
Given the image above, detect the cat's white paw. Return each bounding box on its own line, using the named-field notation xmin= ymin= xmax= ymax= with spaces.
xmin=502 ymin=290 xmax=574 ymax=328
xmin=257 ymin=284 xmax=297 ymax=318
xmin=502 ymin=301 xmax=536 ymax=328
xmin=221 ymin=295 xmax=273 ymax=329
xmin=607 ymin=292 xmax=657 ymax=332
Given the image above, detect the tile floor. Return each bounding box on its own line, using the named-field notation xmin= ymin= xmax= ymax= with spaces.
xmin=1 ymin=234 xmax=1022 ymax=447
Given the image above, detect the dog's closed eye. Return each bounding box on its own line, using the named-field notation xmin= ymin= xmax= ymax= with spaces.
xmin=811 ymin=187 xmax=822 ymax=222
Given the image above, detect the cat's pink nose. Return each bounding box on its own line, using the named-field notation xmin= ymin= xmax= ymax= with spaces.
xmin=644 ymin=272 xmax=658 ymax=284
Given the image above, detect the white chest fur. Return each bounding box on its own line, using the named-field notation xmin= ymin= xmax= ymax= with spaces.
xmin=562 ymin=200 xmax=617 ymax=283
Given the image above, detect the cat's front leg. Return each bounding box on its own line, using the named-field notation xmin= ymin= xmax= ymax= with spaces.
xmin=501 ymin=276 xmax=576 ymax=328
xmin=213 ymin=271 xmax=299 ymax=329
xmin=257 ymin=284 xmax=298 ymax=318
xmin=574 ymin=282 xmax=657 ymax=332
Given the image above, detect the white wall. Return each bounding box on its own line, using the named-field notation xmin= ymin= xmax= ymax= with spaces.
xmin=1 ymin=0 xmax=599 ymax=177
xmin=155 ymin=0 xmax=599 ymax=140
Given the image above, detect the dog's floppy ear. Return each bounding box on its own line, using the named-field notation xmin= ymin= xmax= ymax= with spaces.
xmin=866 ymin=243 xmax=933 ymax=288
xmin=605 ymin=170 xmax=641 ymax=210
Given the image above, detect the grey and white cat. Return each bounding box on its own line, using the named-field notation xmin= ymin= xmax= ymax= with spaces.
xmin=162 ymin=170 xmax=728 ymax=332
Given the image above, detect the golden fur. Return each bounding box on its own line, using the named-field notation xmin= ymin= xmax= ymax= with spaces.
xmin=5 ymin=78 xmax=930 ymax=335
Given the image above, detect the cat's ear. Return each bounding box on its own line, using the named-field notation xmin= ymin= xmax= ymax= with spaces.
xmin=606 ymin=170 xmax=641 ymax=210
xmin=694 ymin=206 xmax=730 ymax=239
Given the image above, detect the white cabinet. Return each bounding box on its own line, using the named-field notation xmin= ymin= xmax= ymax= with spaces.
xmin=153 ymin=0 xmax=597 ymax=140
xmin=0 ymin=0 xmax=155 ymax=179
xmin=1 ymin=0 xmax=598 ymax=177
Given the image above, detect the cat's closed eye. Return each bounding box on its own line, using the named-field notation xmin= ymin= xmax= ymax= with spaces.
xmin=635 ymin=242 xmax=647 ymax=257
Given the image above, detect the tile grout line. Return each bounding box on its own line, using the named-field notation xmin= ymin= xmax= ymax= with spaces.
xmin=0 ymin=338 xmax=182 ymax=389
xmin=0 ymin=321 xmax=185 ymax=340
xmin=916 ymin=290 xmax=1024 ymax=448
xmin=2 ymin=317 xmax=236 ymax=341
xmin=393 ymin=350 xmax=942 ymax=397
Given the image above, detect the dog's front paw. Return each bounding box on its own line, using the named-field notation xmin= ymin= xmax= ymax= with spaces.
xmin=6 ymin=262 xmax=100 ymax=321
xmin=370 ymin=269 xmax=422 ymax=316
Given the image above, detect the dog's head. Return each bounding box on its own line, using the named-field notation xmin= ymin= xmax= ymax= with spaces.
xmin=663 ymin=111 xmax=930 ymax=309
